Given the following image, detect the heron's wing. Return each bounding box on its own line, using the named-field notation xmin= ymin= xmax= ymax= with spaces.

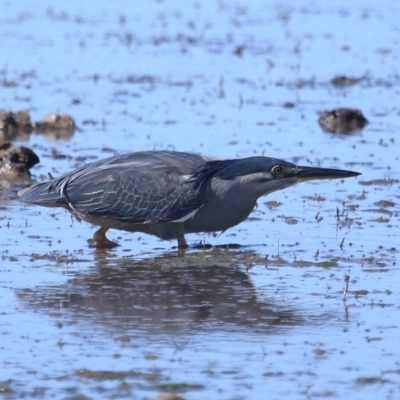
xmin=52 ymin=156 xmax=205 ymax=223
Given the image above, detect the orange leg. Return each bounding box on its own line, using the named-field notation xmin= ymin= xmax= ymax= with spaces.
xmin=177 ymin=235 xmax=188 ymax=249
xmin=93 ymin=227 xmax=119 ymax=248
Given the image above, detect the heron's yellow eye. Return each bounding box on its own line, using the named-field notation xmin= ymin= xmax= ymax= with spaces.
xmin=272 ymin=165 xmax=283 ymax=176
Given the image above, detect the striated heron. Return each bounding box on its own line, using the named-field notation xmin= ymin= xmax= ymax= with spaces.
xmin=19 ymin=150 xmax=360 ymax=248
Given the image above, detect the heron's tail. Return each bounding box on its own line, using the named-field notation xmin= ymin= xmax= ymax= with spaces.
xmin=18 ymin=181 xmax=67 ymax=207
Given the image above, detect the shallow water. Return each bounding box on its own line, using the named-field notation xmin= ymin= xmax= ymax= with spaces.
xmin=1 ymin=0 xmax=400 ymax=399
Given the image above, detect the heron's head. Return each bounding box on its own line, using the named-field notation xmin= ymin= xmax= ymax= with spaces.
xmin=198 ymin=157 xmax=360 ymax=198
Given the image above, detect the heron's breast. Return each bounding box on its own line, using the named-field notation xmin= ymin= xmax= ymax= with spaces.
xmin=183 ymin=196 xmax=256 ymax=233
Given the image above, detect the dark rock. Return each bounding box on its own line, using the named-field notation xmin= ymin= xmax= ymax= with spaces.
xmin=0 ymin=110 xmax=77 ymax=142
xmin=318 ymin=108 xmax=368 ymax=134
xmin=0 ymin=109 xmax=35 ymax=140
xmin=0 ymin=143 xmax=40 ymax=178
xmin=35 ymin=112 xmax=76 ymax=132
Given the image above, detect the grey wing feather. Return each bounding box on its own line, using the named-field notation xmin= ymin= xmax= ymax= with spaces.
xmin=19 ymin=151 xmax=210 ymax=223
xmin=52 ymin=152 xmax=206 ymax=223
xmin=66 ymin=169 xmax=202 ymax=223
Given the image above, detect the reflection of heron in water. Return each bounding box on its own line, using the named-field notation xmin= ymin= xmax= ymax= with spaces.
xmin=16 ymin=253 xmax=302 ymax=335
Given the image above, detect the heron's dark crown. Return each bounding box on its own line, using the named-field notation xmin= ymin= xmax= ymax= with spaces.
xmin=190 ymin=157 xmax=292 ymax=189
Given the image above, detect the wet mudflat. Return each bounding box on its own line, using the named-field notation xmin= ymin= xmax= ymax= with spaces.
xmin=1 ymin=0 xmax=400 ymax=399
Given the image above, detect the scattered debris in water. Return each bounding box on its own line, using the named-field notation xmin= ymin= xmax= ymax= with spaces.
xmin=331 ymin=75 xmax=366 ymax=86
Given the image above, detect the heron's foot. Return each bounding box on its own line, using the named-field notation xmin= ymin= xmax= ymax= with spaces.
xmin=91 ymin=227 xmax=119 ymax=248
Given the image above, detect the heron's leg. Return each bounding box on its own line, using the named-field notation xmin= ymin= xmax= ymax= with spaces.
xmin=93 ymin=227 xmax=119 ymax=248
xmin=177 ymin=235 xmax=188 ymax=249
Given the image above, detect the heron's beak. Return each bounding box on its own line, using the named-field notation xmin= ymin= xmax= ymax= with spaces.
xmin=294 ymin=166 xmax=361 ymax=182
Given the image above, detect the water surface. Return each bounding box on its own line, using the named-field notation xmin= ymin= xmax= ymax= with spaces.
xmin=1 ymin=0 xmax=400 ymax=399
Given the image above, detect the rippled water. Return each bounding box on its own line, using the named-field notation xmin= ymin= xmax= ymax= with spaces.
xmin=1 ymin=0 xmax=400 ymax=399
